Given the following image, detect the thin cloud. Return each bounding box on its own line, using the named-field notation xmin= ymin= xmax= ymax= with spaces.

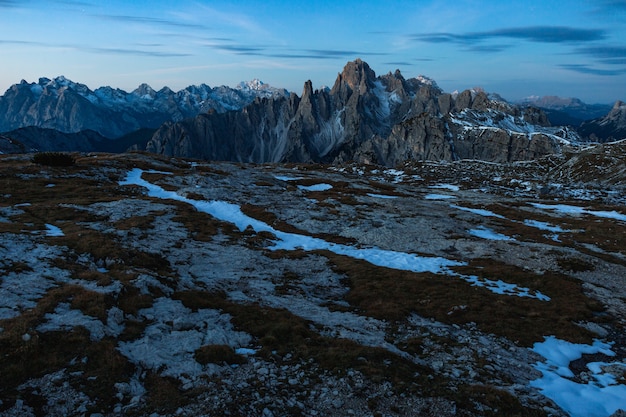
xmin=559 ymin=64 xmax=625 ymax=76
xmin=251 ymin=49 xmax=388 ymax=60
xmin=54 ymin=0 xmax=94 ymax=6
xmin=590 ymin=0 xmax=626 ymax=14
xmin=0 ymin=39 xmax=42 ymax=45
xmin=0 ymin=38 xmax=191 ymax=58
xmin=413 ymin=26 xmax=607 ymax=45
xmin=95 ymin=14 xmax=208 ymax=30
xmin=263 ymin=53 xmax=339 ymax=60
xmin=384 ymin=61 xmax=414 ymax=67
xmin=209 ymin=44 xmax=265 ymax=55
xmin=83 ymin=46 xmax=192 ymax=58
xmin=305 ymin=49 xmax=388 ymax=59
xmin=602 ymin=58 xmax=626 ymax=65
xmin=466 ymin=44 xmax=511 ymax=53
xmin=483 ymin=26 xmax=606 ymax=43
xmin=574 ymin=45 xmax=626 ymax=66
xmin=575 ymin=45 xmax=626 ymax=59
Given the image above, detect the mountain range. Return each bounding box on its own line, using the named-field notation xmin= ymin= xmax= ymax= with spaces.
xmin=1 ymin=60 xmax=625 ymax=165
xmin=517 ymin=95 xmax=612 ymax=126
xmin=0 ymin=76 xmax=288 ymax=138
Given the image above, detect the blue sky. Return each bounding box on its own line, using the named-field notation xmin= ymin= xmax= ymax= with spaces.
xmin=1 ymin=0 xmax=625 ymax=103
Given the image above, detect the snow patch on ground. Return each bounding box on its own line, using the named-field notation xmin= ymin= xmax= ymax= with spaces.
xmin=468 ymin=226 xmax=514 ymax=241
xmin=523 ymin=219 xmax=567 ymax=233
xmin=120 ymin=169 xmax=550 ymax=301
xmin=450 ymin=204 xmax=505 ymax=218
xmin=298 ymin=183 xmax=333 ymax=192
xmin=531 ymin=203 xmax=626 ymax=222
xmin=367 ymin=193 xmax=399 ymax=199
xmin=462 ymin=275 xmax=550 ymax=301
xmin=45 ymin=223 xmax=64 ymax=237
xmin=424 ymin=193 xmax=456 ymax=200
xmin=274 ymin=175 xmax=303 ymax=182
xmin=531 ymin=336 xmax=626 ymax=417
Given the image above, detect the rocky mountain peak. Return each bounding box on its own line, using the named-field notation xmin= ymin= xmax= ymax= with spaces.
xmin=332 ymin=58 xmax=376 ymax=95
xmin=605 ymin=100 xmax=626 ymax=124
xmin=578 ymin=98 xmax=626 ymax=142
xmin=301 ymin=80 xmax=314 ymax=100
xmin=132 ymin=83 xmax=156 ymax=99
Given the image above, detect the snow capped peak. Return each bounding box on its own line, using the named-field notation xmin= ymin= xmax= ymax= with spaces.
xmin=416 ymin=75 xmax=437 ymax=87
xmin=237 ymin=78 xmax=265 ymax=91
xmin=132 ymin=83 xmax=157 ymax=99
xmin=53 ymin=75 xmax=70 ymax=86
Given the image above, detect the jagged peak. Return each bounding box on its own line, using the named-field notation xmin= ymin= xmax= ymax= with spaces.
xmin=301 ymin=80 xmax=314 ymax=99
xmin=133 ymin=83 xmax=156 ymax=97
xmin=334 ymin=58 xmax=377 ymax=93
xmin=238 ymin=78 xmax=265 ymax=90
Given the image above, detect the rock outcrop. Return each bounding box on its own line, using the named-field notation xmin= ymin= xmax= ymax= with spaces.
xmin=147 ymin=60 xmax=575 ymax=165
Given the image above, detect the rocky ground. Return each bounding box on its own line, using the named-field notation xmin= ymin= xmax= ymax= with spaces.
xmin=0 ymin=144 xmax=625 ymax=416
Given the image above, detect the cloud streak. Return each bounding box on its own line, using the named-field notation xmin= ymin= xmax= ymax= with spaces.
xmin=0 ymin=38 xmax=191 ymax=58
xmin=559 ymin=64 xmax=626 ymax=76
xmin=575 ymin=45 xmax=626 ymax=60
xmin=200 ymin=43 xmax=388 ymax=61
xmin=0 ymin=0 xmax=18 ymax=7
xmin=95 ymin=14 xmax=209 ymax=30
xmin=83 ymin=46 xmax=192 ymax=58
xmin=413 ymin=26 xmax=607 ymax=46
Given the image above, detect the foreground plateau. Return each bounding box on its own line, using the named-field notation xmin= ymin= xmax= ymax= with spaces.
xmin=1 ymin=148 xmax=625 ymax=417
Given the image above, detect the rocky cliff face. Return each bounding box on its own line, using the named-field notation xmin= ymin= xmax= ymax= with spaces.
xmin=578 ymin=101 xmax=626 ymax=142
xmin=147 ymin=60 xmax=576 ymax=165
xmin=0 ymin=77 xmax=289 ymax=138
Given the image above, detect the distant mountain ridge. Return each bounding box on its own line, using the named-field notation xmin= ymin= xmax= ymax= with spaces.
xmin=1 ymin=61 xmax=624 ymax=161
xmin=517 ymin=95 xmax=612 ymax=127
xmin=0 ymin=76 xmax=289 ymax=138
xmin=145 ymin=59 xmax=579 ymax=165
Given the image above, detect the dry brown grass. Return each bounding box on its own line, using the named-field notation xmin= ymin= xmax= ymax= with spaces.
xmin=172 ymin=200 xmax=239 ymax=242
xmin=274 ymin=270 xmax=302 ymax=296
xmin=70 ymin=288 xmax=110 ymax=322
xmin=141 ymin=172 xmax=178 ymax=191
xmin=484 ymin=201 xmax=626 ymax=257
xmin=240 ymin=203 xmax=358 ymax=245
xmin=117 ymin=285 xmax=154 ymax=315
xmin=173 ymin=289 xmax=546 ymax=414
xmin=320 ymin=251 xmax=606 ymax=346
xmin=173 ymin=290 xmax=431 ymax=391
xmin=142 ymin=372 xmax=187 ymax=414
xmin=454 ymin=384 xmax=547 ymax=417
xmin=194 ymin=344 xmax=246 ymax=365
xmin=0 ymin=284 xmax=130 ymax=407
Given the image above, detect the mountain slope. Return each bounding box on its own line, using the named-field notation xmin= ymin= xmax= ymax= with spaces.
xmin=146 ymin=60 xmax=579 ymax=165
xmin=578 ymin=101 xmax=626 ymax=142
xmin=0 ymin=77 xmax=289 ymax=138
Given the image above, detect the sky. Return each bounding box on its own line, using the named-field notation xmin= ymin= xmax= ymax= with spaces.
xmin=0 ymin=0 xmax=625 ymax=104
